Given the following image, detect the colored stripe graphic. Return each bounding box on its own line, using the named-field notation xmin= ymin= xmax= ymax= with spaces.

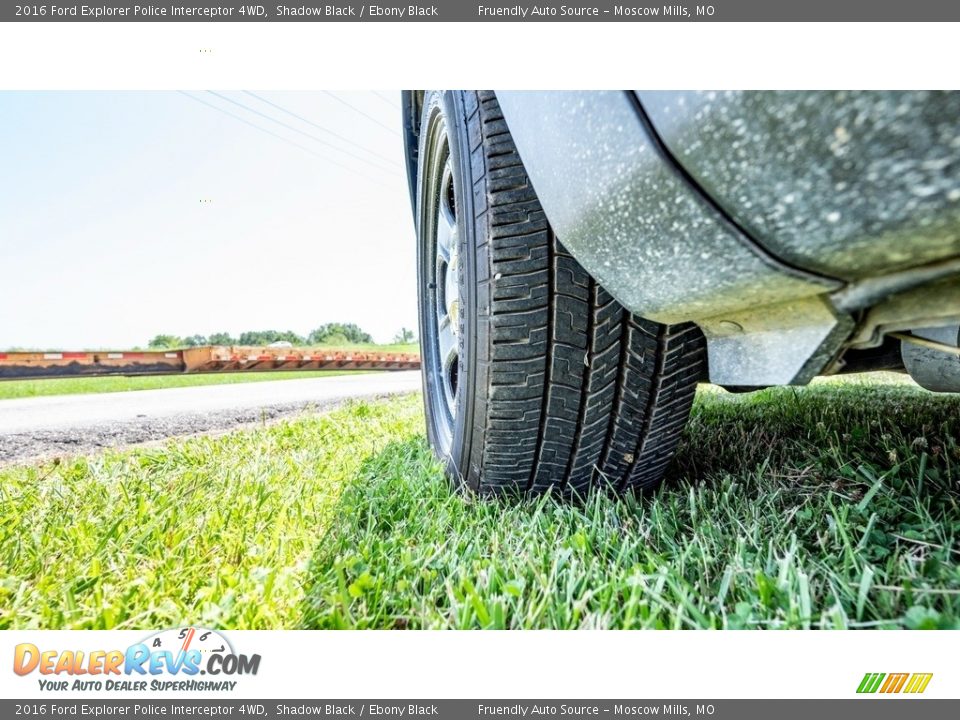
xmin=904 ymin=674 xmax=934 ymax=694
xmin=857 ymin=672 xmax=932 ymax=694
xmin=857 ymin=673 xmax=885 ymax=693
xmin=880 ymin=673 xmax=909 ymax=693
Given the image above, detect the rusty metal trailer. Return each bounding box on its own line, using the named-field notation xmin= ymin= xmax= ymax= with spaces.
xmin=0 ymin=346 xmax=421 ymax=380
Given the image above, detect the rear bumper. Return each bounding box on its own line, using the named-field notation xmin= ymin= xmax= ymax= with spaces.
xmin=496 ymin=90 xmax=840 ymax=325
xmin=640 ymin=90 xmax=960 ymax=283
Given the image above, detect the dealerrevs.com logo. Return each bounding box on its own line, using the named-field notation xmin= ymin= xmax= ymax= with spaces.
xmin=13 ymin=627 xmax=261 ymax=693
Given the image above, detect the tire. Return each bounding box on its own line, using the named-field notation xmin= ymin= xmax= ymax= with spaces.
xmin=416 ymin=90 xmax=706 ymax=496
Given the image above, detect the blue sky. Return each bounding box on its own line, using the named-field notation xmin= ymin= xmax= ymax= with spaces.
xmin=0 ymin=91 xmax=415 ymax=348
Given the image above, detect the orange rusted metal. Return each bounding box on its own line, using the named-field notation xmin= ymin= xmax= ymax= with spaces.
xmin=0 ymin=349 xmax=185 ymax=379
xmin=182 ymin=346 xmax=421 ymax=373
xmin=0 ymin=346 xmax=420 ymax=380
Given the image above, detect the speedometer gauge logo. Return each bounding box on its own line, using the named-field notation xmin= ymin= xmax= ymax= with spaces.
xmin=142 ymin=627 xmax=234 ymax=658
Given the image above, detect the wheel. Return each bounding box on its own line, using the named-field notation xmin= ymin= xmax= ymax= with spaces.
xmin=415 ymin=90 xmax=706 ymax=495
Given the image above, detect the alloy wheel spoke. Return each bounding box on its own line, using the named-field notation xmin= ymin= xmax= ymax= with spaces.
xmin=435 ymin=208 xmax=456 ymax=263
xmin=441 ymin=160 xmax=456 ymax=224
xmin=437 ymin=314 xmax=458 ymax=376
xmin=427 ymin=121 xmax=461 ymax=427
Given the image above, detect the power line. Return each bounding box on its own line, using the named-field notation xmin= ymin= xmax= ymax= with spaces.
xmin=242 ymin=91 xmax=400 ymax=168
xmin=207 ymin=91 xmax=396 ymax=174
xmin=372 ymin=90 xmax=402 ymax=110
xmin=322 ymin=91 xmax=401 ymax=136
xmin=177 ymin=92 xmax=392 ymax=189
xmin=179 ymin=91 xmax=355 ymax=175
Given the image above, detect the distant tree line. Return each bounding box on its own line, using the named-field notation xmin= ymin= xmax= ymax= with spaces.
xmin=147 ymin=323 xmax=417 ymax=349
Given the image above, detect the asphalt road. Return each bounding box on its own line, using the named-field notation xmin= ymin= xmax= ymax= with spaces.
xmin=0 ymin=371 xmax=422 ymax=464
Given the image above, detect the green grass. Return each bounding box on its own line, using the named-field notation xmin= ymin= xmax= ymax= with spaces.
xmin=247 ymin=342 xmax=418 ymax=354
xmin=0 ymin=371 xmax=366 ymax=400
xmin=2 ymin=376 xmax=959 ymax=630
xmin=327 ymin=342 xmax=419 ymax=354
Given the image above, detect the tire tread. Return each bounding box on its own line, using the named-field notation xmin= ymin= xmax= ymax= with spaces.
xmin=461 ymin=91 xmax=705 ymax=495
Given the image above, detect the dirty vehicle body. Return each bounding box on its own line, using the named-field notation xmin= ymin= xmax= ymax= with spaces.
xmin=403 ymin=90 xmax=960 ymax=495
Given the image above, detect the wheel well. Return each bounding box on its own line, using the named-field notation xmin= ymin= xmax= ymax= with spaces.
xmin=402 ymin=91 xmax=425 ymax=220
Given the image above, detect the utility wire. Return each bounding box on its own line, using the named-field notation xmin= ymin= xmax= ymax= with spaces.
xmin=207 ymin=91 xmax=396 ymax=173
xmin=322 ymin=91 xmax=401 ymax=136
xmin=242 ymin=90 xmax=399 ymax=168
xmin=178 ymin=91 xmax=392 ymax=189
xmin=371 ymin=90 xmax=402 ymax=110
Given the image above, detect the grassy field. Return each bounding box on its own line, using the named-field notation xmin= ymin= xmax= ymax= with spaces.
xmin=1 ymin=376 xmax=958 ymax=629
xmin=0 ymin=371 xmax=367 ymax=401
xmin=332 ymin=342 xmax=419 ymax=354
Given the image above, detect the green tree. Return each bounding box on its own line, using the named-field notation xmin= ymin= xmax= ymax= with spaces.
xmin=208 ymin=332 xmax=235 ymax=346
xmin=393 ymin=327 xmax=416 ymax=344
xmin=320 ymin=332 xmax=349 ymax=347
xmin=182 ymin=334 xmax=208 ymax=347
xmin=308 ymin=323 xmax=373 ymax=345
xmin=238 ymin=330 xmax=306 ymax=346
xmin=147 ymin=334 xmax=183 ymax=349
